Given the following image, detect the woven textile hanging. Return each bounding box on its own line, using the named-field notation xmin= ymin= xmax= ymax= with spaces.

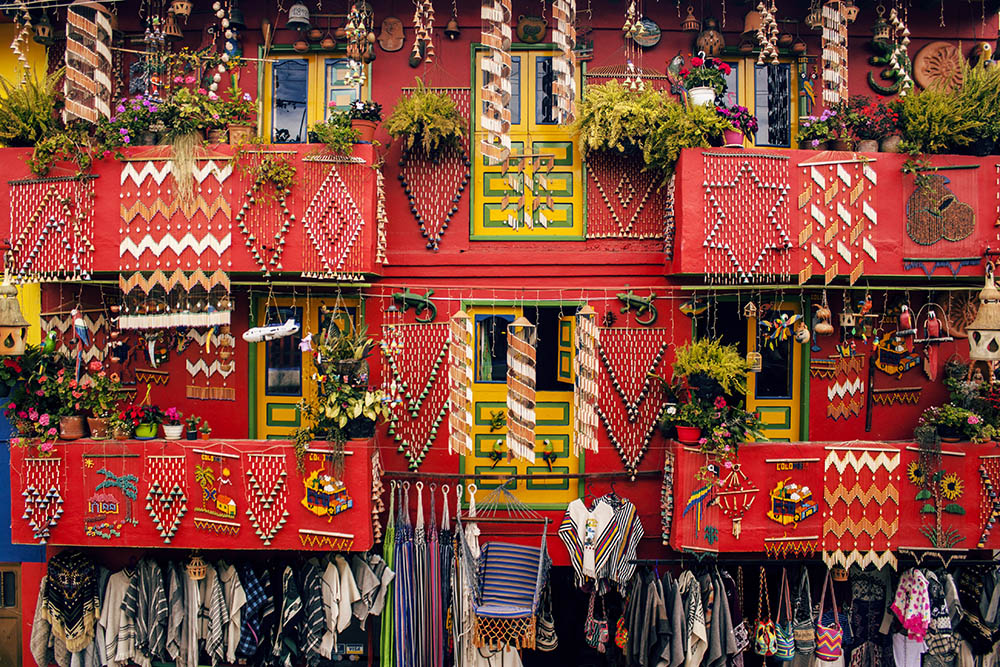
xmin=448 ymin=310 xmax=474 ymax=455
xmin=301 ymin=156 xmax=369 ymax=281
xmin=573 ymin=305 xmax=599 ymax=455
xmin=506 ymin=316 xmax=537 ymax=463
xmin=480 ymin=0 xmax=513 ymax=165
xmin=21 ymin=456 xmax=64 ymax=543
xmin=551 ymin=0 xmax=577 ymax=123
xmin=821 ymin=2 xmax=849 ymax=106
xmin=64 ymin=1 xmax=113 ymax=124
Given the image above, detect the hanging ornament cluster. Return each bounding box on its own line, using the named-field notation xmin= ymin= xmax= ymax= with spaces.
xmin=375 ymin=169 xmax=388 ymax=263
xmin=21 ymin=456 xmax=64 ymax=543
xmin=447 ymin=310 xmax=474 ymax=456
xmin=977 ymin=456 xmax=1000 ymax=547
xmin=756 ymin=0 xmax=779 ymax=65
xmin=7 ymin=176 xmax=96 ymax=283
xmin=145 ymin=455 xmax=188 ymax=544
xmin=887 ymin=8 xmax=914 ymax=95
xmin=10 ymin=7 xmax=32 ymax=79
xmin=622 ymin=2 xmax=646 ymax=90
xmin=552 ymin=0 xmax=578 ymax=123
xmin=207 ymin=1 xmax=238 ymax=91
xmin=480 ymin=0 xmax=513 ymax=165
xmin=346 ymin=2 xmax=375 ymax=85
xmin=301 ymin=157 xmax=369 ymax=281
xmin=64 ymin=1 xmax=114 ymax=124
xmin=410 ymin=0 xmax=435 ymax=66
xmin=821 ymin=1 xmax=852 ymax=107
xmin=244 ymin=453 xmax=289 ymax=545
xmin=506 ymin=317 xmax=538 ymax=463
xmin=573 ymin=305 xmax=600 ymax=455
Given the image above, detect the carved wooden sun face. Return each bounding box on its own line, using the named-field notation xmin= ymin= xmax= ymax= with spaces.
xmin=914 ymin=42 xmax=964 ymax=91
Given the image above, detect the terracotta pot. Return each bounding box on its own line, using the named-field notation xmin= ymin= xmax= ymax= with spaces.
xmin=134 ymin=423 xmax=158 ymax=440
xmin=200 ymin=431 xmax=211 ymax=439
xmin=59 ymin=415 xmax=86 ymax=440
xmin=163 ymin=424 xmax=184 ymax=440
xmin=723 ymin=129 xmax=745 ymax=148
xmin=880 ymin=134 xmax=903 ymax=153
xmin=687 ymin=86 xmax=717 ymax=108
xmin=675 ymin=425 xmax=702 ymax=445
xmin=87 ymin=417 xmax=109 ymax=440
xmin=113 ymin=426 xmax=130 ymax=441
xmin=857 ymin=139 xmax=879 ymax=152
xmin=207 ymin=128 xmax=227 ymax=144
xmin=351 ymin=118 xmax=377 ymax=143
xmin=831 ymin=138 xmax=854 ymax=151
xmin=228 ymin=124 xmax=255 ymax=144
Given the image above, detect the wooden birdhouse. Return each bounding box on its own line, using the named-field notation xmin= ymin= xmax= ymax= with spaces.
xmin=968 ymin=265 xmax=1000 ymax=362
xmin=0 ymin=277 xmax=30 ymax=356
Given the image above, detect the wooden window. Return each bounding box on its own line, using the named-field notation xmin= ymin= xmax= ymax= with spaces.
xmin=721 ymin=58 xmax=799 ymax=149
xmin=472 ymin=48 xmax=584 ymax=240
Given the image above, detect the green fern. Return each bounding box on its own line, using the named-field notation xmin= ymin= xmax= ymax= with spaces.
xmin=0 ymin=68 xmax=63 ymax=148
xmin=672 ymin=338 xmax=750 ymax=395
xmin=384 ymin=78 xmax=466 ymax=157
xmin=572 ymin=81 xmax=673 ymax=156
xmin=643 ymin=103 xmax=731 ymax=185
xmin=898 ymin=78 xmax=983 ymax=153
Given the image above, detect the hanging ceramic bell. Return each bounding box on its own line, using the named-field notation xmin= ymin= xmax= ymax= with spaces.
xmin=162 ymin=12 xmax=183 ymax=40
xmin=286 ymin=1 xmax=311 ymax=31
xmin=804 ymin=2 xmax=822 ymax=30
xmin=742 ymin=9 xmax=762 ymax=38
xmin=681 ymin=5 xmax=700 ymax=32
xmin=696 ymin=16 xmax=725 ymax=56
xmin=32 ymin=12 xmax=54 ymax=46
xmin=169 ymin=0 xmax=192 ymax=20
xmin=228 ymin=0 xmax=246 ymax=30
xmin=307 ymin=27 xmax=322 ymax=41
xmin=445 ymin=15 xmax=460 ymax=40
xmin=320 ymin=34 xmax=335 ymax=49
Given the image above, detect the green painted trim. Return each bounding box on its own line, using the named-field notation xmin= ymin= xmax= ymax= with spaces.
xmin=266 ymin=403 xmax=301 ymax=428
xmin=474 ymin=465 xmax=519 ymax=489
xmin=248 ymin=292 xmax=258 ymax=440
xmin=471 ymin=232 xmax=586 ymax=242
xmin=269 ymin=44 xmax=350 ymax=54
xmin=757 ymin=405 xmax=792 ymax=430
xmin=525 ymin=466 xmax=570 ymax=490
xmin=800 ymin=294 xmax=811 ymax=440
xmin=536 ymin=402 xmax=570 ymax=426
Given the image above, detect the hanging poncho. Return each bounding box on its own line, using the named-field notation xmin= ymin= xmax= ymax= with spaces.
xmin=42 ymin=550 xmax=102 ymax=652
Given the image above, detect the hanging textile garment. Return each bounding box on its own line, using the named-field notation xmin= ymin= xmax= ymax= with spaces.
xmin=394 ymin=483 xmax=416 ymax=666
xmin=428 ymin=485 xmax=444 ymax=667
xmin=122 ymin=558 xmax=168 ymax=667
xmin=101 ymin=567 xmax=135 ymax=667
xmin=236 ymin=564 xmax=267 ymax=659
xmin=439 ymin=484 xmax=455 ymax=666
xmin=380 ymin=483 xmax=397 ymax=667
xmin=42 ymin=551 xmax=102 ymax=653
xmin=216 ymin=561 xmax=246 ymax=664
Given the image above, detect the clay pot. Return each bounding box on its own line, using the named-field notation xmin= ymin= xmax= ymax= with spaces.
xmin=880 ymin=135 xmax=903 ymax=152
xmin=59 ymin=415 xmax=86 ymax=440
xmin=200 ymin=431 xmax=211 ymax=439
xmin=87 ymin=417 xmax=109 ymax=440
xmin=831 ymin=138 xmax=854 ymax=151
xmin=228 ymin=124 xmax=255 ymax=144
xmin=207 ymin=128 xmax=227 ymax=144
xmin=857 ymin=139 xmax=879 ymax=152
xmin=351 ymin=118 xmax=377 ymax=143
xmin=113 ymin=426 xmax=130 ymax=441
xmin=675 ymin=425 xmax=702 ymax=445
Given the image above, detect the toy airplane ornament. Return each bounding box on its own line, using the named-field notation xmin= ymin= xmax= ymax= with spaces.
xmin=242 ymin=319 xmax=300 ymax=343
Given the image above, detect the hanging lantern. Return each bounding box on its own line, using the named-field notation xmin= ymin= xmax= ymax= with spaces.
xmin=162 ymin=12 xmax=183 ymax=40
xmin=872 ymin=7 xmax=891 ymax=43
xmin=0 ymin=276 xmax=30 ymax=356
xmin=33 ymin=12 xmax=55 ymax=46
xmin=286 ymin=2 xmax=311 ymax=31
xmin=445 ymin=15 xmax=460 ymax=40
xmin=696 ymin=17 xmax=725 ymax=56
xmin=805 ymin=2 xmax=822 ymax=30
xmin=968 ymin=264 xmax=1000 ymax=362
xmin=186 ymin=552 xmax=207 ymax=580
xmin=169 ymin=0 xmax=192 ymax=20
xmin=681 ymin=5 xmax=700 ymax=32
xmin=842 ymin=1 xmax=860 ymax=23
xmin=747 ymin=351 xmax=763 ymax=372
xmin=229 ymin=1 xmax=246 ymax=30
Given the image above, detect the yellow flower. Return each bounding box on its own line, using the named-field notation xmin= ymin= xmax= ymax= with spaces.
xmin=940 ymin=473 xmax=964 ymax=501
xmin=906 ymin=461 xmax=925 ymax=486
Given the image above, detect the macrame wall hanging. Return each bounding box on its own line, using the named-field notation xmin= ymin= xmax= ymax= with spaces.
xmin=820 ymin=1 xmax=850 ymax=107
xmin=118 ymin=160 xmax=232 ymax=329
xmin=586 ymin=151 xmax=671 ymax=239
xmin=822 ymin=446 xmax=900 ymax=570
xmin=144 ymin=454 xmax=188 ymax=544
xmin=573 ymin=305 xmax=600 ymax=455
xmin=83 ymin=451 xmax=140 ymax=541
xmin=381 ymin=315 xmax=450 ymax=469
xmin=7 ymin=176 xmax=97 ymax=283
xmin=397 ymin=86 xmax=471 ymax=250
xmin=506 ymin=316 xmax=537 ymax=463
xmin=184 ymin=327 xmax=236 ymax=401
xmin=301 ymin=156 xmax=369 ymax=281
xmin=233 ymin=152 xmax=293 ymax=278
xmin=827 ymin=377 xmax=864 ymax=420
xmin=551 ymin=0 xmax=577 ymax=123
xmin=717 ymin=463 xmax=758 ymax=538
xmin=703 ymin=153 xmax=791 ymax=284
xmin=447 ymin=310 xmax=474 ymax=456
xmin=64 ymin=0 xmax=113 ymax=124
xmin=21 ymin=456 xmax=64 ymax=543
xmin=796 ymin=156 xmax=878 ymax=286
xmin=977 ymin=454 xmax=1000 ymax=547
xmin=192 ymin=447 xmax=241 ymax=536
xmin=244 ymin=453 xmax=289 ymax=545
xmin=596 ymin=327 xmax=669 ymax=476
xmin=480 ymin=0 xmax=513 ymax=165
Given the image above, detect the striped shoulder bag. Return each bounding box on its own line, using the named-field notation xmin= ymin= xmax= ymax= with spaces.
xmin=815 ymin=570 xmax=844 ymax=662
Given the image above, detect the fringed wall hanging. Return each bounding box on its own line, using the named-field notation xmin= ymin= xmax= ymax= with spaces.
xmin=144 ymin=454 xmax=188 ymax=544
xmin=375 ymin=169 xmax=388 ymax=264
xmin=480 ymin=0 xmax=513 ymax=165
xmin=191 ymin=447 xmax=241 ymax=536
xmin=717 ymin=463 xmax=758 ymax=538
xmin=551 ymin=0 xmax=577 ymax=123
xmin=826 ymin=377 xmax=864 ymax=420
xmin=447 ymin=310 xmax=474 ymax=456
xmin=233 ymin=153 xmax=293 ymax=278
xmin=7 ymin=176 xmax=97 ymax=283
xmin=977 ymin=454 xmax=1000 ymax=547
xmin=83 ymin=449 xmax=140 ymax=541
xmin=796 ymin=155 xmax=877 ymax=285
xmin=573 ymin=304 xmax=600 ymax=455
xmin=756 ymin=0 xmax=779 ymax=65
xmin=664 ymin=175 xmax=676 ymax=260
xmin=596 ymin=327 xmax=669 ymax=476
xmin=381 ymin=318 xmax=450 ymax=469
xmin=119 ymin=160 xmax=232 ymax=329
xmin=585 ymin=151 xmax=671 ymax=239
xmin=661 ymin=450 xmax=675 ymax=545
xmin=764 ymin=536 xmax=819 ymax=559
xmin=183 ymin=327 xmax=236 ymax=401
xmin=820 ymin=1 xmax=850 ymax=107
xmin=64 ymin=0 xmax=113 ymax=124
xmin=810 ymin=353 xmax=864 ymax=378
xmin=703 ymin=153 xmax=791 ymax=283
xmin=301 ymin=156 xmax=369 ymax=281
xmin=822 ymin=446 xmax=900 ymax=570
xmin=21 ymin=456 xmax=64 ymax=543
xmin=244 ymin=453 xmax=289 ymax=545
xmin=371 ymin=448 xmax=384 ymax=542
xmin=398 ymin=86 xmax=471 ymax=250
xmin=506 ymin=316 xmax=537 ymax=463
xmin=298 ymin=529 xmax=355 ymax=550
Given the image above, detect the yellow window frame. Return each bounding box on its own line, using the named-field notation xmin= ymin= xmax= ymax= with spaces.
xmin=471 ymin=48 xmax=584 ymax=240
xmin=721 ymin=57 xmax=799 ymax=149
xmin=462 ymin=304 xmax=582 ymax=508
xmin=260 ymin=52 xmax=370 ymax=143
xmin=745 ymin=301 xmax=803 ymax=441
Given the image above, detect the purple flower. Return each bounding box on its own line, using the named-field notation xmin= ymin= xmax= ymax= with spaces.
xmin=116 ymin=104 xmax=125 ymax=113
xmin=242 ymin=93 xmax=252 ymax=101
xmin=119 ymin=128 xmax=129 ymax=135
xmin=122 ymin=135 xmax=130 ymax=144
xmin=811 ymin=139 xmax=820 ymax=147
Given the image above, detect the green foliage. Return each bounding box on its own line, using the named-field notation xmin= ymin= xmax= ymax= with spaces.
xmin=384 ymin=79 xmax=466 ymax=156
xmin=955 ymin=61 xmax=1000 ymax=144
xmin=642 ymin=103 xmax=731 ymax=184
xmin=671 ymin=337 xmax=750 ymax=395
xmin=311 ymin=113 xmax=358 ymax=154
xmin=572 ymin=81 xmax=672 ymax=156
xmin=898 ymin=85 xmax=981 ymax=154
xmin=0 ymin=69 xmax=62 ymax=148
xmin=28 ymin=127 xmax=94 ymax=177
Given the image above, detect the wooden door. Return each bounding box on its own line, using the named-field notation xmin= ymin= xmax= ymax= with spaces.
xmin=0 ymin=566 xmax=21 ymax=667
xmin=747 ymin=302 xmax=804 ymax=441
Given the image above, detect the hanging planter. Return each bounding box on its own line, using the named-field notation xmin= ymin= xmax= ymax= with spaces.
xmin=688 ymin=86 xmax=717 ymax=107
xmin=675 ymin=425 xmax=702 ymax=444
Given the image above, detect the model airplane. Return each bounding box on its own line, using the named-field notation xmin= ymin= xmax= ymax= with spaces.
xmin=242 ymin=319 xmax=300 ymax=343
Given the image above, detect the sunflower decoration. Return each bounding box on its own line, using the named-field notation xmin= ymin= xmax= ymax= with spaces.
xmin=940 ymin=473 xmax=964 ymax=501
xmin=906 ymin=461 xmax=926 ymax=487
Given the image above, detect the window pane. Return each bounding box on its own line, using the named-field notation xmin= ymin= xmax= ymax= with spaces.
xmin=477 ymin=315 xmax=514 ymax=382
xmin=265 ymin=306 xmax=303 ymax=396
xmin=755 ymin=310 xmax=794 ymax=399
xmin=272 ymin=58 xmax=309 ymax=143
xmin=535 ymin=56 xmax=556 ymax=124
xmin=324 ymin=58 xmax=360 ymax=118
xmin=1 ymin=571 xmax=14 ymax=607
xmin=754 ymin=63 xmax=791 ymax=147
xmin=720 ymin=62 xmax=740 ymax=108
xmin=480 ymin=55 xmax=521 ymax=127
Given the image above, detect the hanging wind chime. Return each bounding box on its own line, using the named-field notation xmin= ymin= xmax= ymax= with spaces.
xmin=480 ymin=0 xmax=513 ymax=165
xmin=552 ymin=0 xmax=578 ymax=123
xmin=621 ymin=1 xmax=645 ymax=90
xmin=506 ymin=316 xmax=537 ymax=463
xmin=887 ymin=7 xmax=913 ymax=95
xmin=573 ymin=304 xmax=600 ymax=455
xmin=448 ymin=310 xmax=474 ymax=456
xmin=64 ymin=0 xmax=114 ymax=124
xmin=756 ymin=0 xmax=779 ymax=65
xmin=410 ymin=0 xmax=435 ymax=67
xmin=821 ymin=1 xmax=851 ymax=106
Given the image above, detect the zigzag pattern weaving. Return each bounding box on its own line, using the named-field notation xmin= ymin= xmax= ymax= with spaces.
xmin=302 ymin=160 xmax=369 ymax=280
xmin=823 ymin=549 xmax=897 ymax=571
xmin=978 ymin=458 xmax=1000 ymax=548
xmin=823 ymin=448 xmax=899 ymax=570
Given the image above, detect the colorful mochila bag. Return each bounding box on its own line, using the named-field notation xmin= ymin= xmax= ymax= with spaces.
xmin=774 ymin=568 xmax=795 ymax=661
xmin=793 ymin=568 xmax=816 ymax=655
xmin=754 ymin=567 xmax=777 ymax=657
xmin=815 ymin=570 xmax=844 ymax=662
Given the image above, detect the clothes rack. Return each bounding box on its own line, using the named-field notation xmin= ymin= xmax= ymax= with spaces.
xmin=384 ymin=470 xmax=660 ymax=481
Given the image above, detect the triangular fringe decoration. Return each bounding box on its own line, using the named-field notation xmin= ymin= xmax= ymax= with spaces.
xmin=448 ymin=310 xmax=474 ymax=455
xmin=573 ymin=305 xmax=599 ymax=455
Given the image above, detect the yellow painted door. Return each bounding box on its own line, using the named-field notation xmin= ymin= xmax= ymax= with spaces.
xmin=255 ymin=296 xmax=356 ymax=439
xmin=746 ymin=302 xmax=803 ymax=441
xmin=0 ymin=566 xmax=21 ymax=667
xmin=462 ymin=305 xmax=580 ymax=508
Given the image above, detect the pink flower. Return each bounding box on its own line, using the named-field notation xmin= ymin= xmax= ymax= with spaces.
xmin=698 ymin=437 xmax=708 ymax=445
xmin=40 ymin=438 xmax=54 ymax=449
xmin=35 ymin=390 xmax=43 ymax=396
xmin=723 ymin=460 xmax=733 ymax=469
xmin=208 ymin=92 xmax=219 ymax=101
xmin=174 ymin=76 xmax=184 ymax=84
xmin=969 ymin=414 xmax=981 ymax=425
xmin=38 ymin=414 xmax=49 ymax=426
xmin=198 ymin=88 xmax=208 ymax=95
xmin=28 ymin=408 xmax=37 ymax=420
xmin=714 ymin=396 xmax=727 ymax=409
xmin=720 ymin=63 xmax=732 ymax=75
xmin=185 ymin=75 xmax=196 ymax=84
xmin=691 ymin=56 xmax=703 ymax=67
xmin=88 ymin=360 xmax=102 ymax=373
xmin=242 ymin=93 xmax=252 ymax=101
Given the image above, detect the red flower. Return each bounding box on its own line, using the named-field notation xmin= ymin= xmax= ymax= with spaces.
xmin=679 ymin=67 xmax=690 ymax=77
xmin=719 ymin=63 xmax=732 ymax=75
xmin=691 ymin=56 xmax=703 ymax=67
xmin=88 ymin=360 xmax=102 ymax=373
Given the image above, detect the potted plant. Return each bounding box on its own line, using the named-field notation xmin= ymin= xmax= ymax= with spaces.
xmin=325 ymin=384 xmax=393 ymax=439
xmin=572 ymin=81 xmax=675 ymax=157
xmin=384 ymin=78 xmax=467 ymax=158
xmin=49 ymin=368 xmax=90 ymax=440
xmin=162 ymin=407 xmax=184 ymax=440
xmin=642 ymin=103 xmax=733 ymax=184
xmin=679 ymin=55 xmax=730 ymax=107
xmin=916 ymin=404 xmax=987 ymax=442
xmin=844 ymin=96 xmax=899 ymax=152
xmin=671 ymin=338 xmax=750 ymax=402
xmin=315 ymin=322 xmax=375 ymax=385
xmin=715 ymin=104 xmax=758 ymax=147
xmin=184 ymin=414 xmax=201 ymax=440
xmin=83 ymin=361 xmax=122 ymax=440
xmin=897 ymin=84 xmax=981 ymax=155
xmin=347 ymin=99 xmax=383 ymax=143
xmin=121 ymin=404 xmax=163 ymax=440
xmin=108 ymin=412 xmax=132 ymax=440
xmin=310 ymin=113 xmax=359 ymax=154
xmin=797 ymin=109 xmax=837 ymax=149
xmin=222 ymin=84 xmax=257 ymax=144
xmin=660 ymin=399 xmax=712 ymax=444
xmin=199 ymin=421 xmax=212 ymax=440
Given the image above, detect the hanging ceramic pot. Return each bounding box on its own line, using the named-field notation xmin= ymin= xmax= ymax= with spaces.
xmin=688 ymin=86 xmax=717 ymax=107
xmin=696 ymin=17 xmax=724 ymax=56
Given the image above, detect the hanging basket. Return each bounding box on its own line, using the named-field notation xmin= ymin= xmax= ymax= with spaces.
xmin=688 ymin=86 xmax=717 ymax=107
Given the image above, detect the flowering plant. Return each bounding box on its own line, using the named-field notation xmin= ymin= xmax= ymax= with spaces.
xmin=917 ymin=403 xmax=990 ymax=441
xmin=797 ymin=107 xmax=846 ymax=146
xmin=715 ymin=104 xmax=758 ymax=137
xmin=118 ymin=404 xmax=163 ymax=427
xmin=81 ymin=360 xmax=123 ymax=418
xmin=679 ymin=55 xmax=730 ymax=96
xmin=8 ymin=407 xmax=58 ymax=452
xmin=845 ymin=96 xmax=899 ymax=140
xmin=221 ymin=84 xmax=256 ymax=126
xmin=96 ymin=95 xmax=163 ymax=150
xmin=347 ymin=99 xmax=383 ymax=122
xmin=49 ymin=368 xmax=91 ymax=417
xmin=163 ymin=407 xmax=183 ymax=426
